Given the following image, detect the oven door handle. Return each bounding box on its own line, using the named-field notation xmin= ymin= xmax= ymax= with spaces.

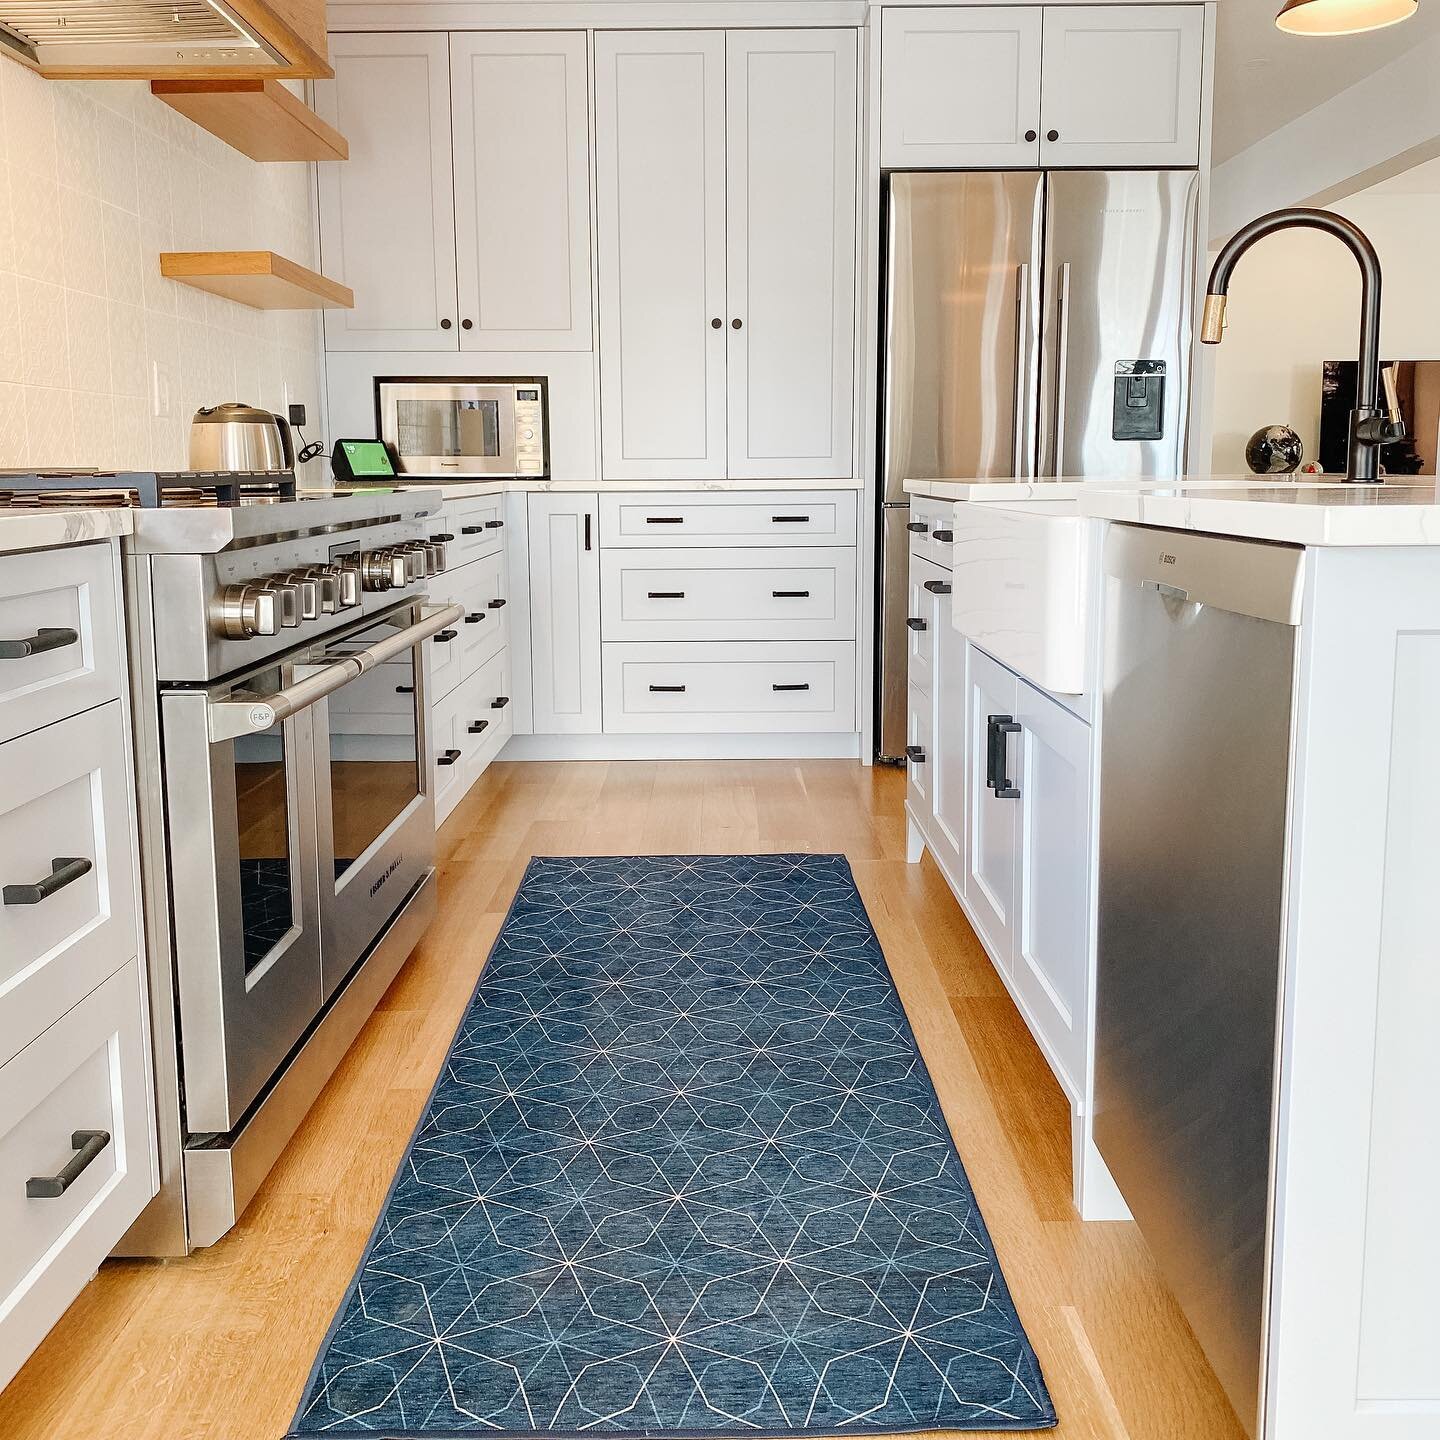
xmin=207 ymin=603 xmax=464 ymax=742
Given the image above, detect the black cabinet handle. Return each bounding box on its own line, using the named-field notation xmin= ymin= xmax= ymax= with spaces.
xmin=583 ymin=512 xmax=592 ymax=551
xmin=1025 ymin=128 xmax=1038 ymax=142
xmin=433 ymin=629 xmax=457 ymax=643
xmin=491 ymin=695 xmax=510 ymax=709
xmin=906 ymin=521 xmax=928 ymax=534
xmin=4 ymin=857 xmax=92 ymax=906
xmin=395 ymin=684 xmax=415 ymax=694
xmin=468 ymin=719 xmax=490 ymax=734
xmin=465 ymin=612 xmax=485 ymax=624
xmin=430 ymin=532 xmax=455 ymax=542
xmin=772 ymin=682 xmax=810 ymax=692
xmin=771 ymin=515 xmax=809 ymax=524
xmin=487 ymin=597 xmax=507 ymax=609
xmin=0 ymin=626 xmax=79 ymax=660
xmin=645 ymin=516 xmax=684 ymax=524
xmin=461 ymin=525 xmax=484 ymax=535
xmin=1046 ymin=128 xmax=1060 ymax=143
xmin=484 ymin=519 xmax=504 ymax=529
xmin=987 ymin=714 xmax=1021 ymax=799
xmin=905 ymin=743 xmax=926 ymax=764
xmin=437 ymin=748 xmax=462 ymax=767
xmin=461 ymin=318 xmax=473 ymax=330
xmin=772 ymin=590 xmax=810 ymax=599
xmin=731 ymin=318 xmax=743 ymax=330
xmin=648 ymin=684 xmax=686 ymax=693
xmin=440 ymin=318 xmax=453 ymax=330
xmin=932 ymin=529 xmax=954 ymax=543
xmin=906 ymin=617 xmax=927 ymax=631
xmin=923 ymin=579 xmax=952 ymax=595
xmin=26 ymin=1129 xmax=110 ymax=1198
xmin=648 ymin=590 xmax=686 ymax=600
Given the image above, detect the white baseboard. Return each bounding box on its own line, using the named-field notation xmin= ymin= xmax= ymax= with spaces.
xmin=499 ymin=731 xmax=862 ymax=761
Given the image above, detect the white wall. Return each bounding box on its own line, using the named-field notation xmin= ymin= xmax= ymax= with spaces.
xmin=1207 ymin=188 xmax=1440 ymax=475
xmin=0 ymin=65 xmax=323 ymax=471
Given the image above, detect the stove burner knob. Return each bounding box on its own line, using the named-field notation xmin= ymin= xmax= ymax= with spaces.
xmin=425 ymin=541 xmax=447 ymax=575
xmin=257 ymin=579 xmax=303 ymax=628
xmin=398 ymin=544 xmax=424 ymax=583
xmin=303 ymin=566 xmax=342 ymax=614
xmin=279 ymin=572 xmax=321 ymax=622
xmin=358 ymin=549 xmax=395 ymax=592
xmin=386 ymin=551 xmax=409 ymax=588
xmin=336 ymin=563 xmax=362 ymax=608
xmin=211 ymin=584 xmax=278 ymax=639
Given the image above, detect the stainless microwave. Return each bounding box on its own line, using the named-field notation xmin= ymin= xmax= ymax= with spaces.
xmin=376 ymin=377 xmax=548 ymax=477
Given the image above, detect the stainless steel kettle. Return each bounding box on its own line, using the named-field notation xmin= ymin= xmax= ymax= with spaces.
xmin=188 ymin=403 xmax=295 ymax=472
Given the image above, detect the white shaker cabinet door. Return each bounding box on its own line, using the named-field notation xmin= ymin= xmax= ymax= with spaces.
xmin=595 ymin=31 xmax=727 ymax=479
xmin=527 ymin=494 xmax=601 ymax=734
xmin=725 ymin=30 xmax=857 ymax=479
xmin=1013 ymin=676 xmax=1091 ymax=1094
xmin=879 ymin=7 xmax=1042 ymax=168
xmin=316 ymin=33 xmax=459 ymax=351
xmin=964 ymin=643 xmax=1020 ymax=971
xmin=450 ymin=32 xmax=593 ymax=351
xmin=1039 ymin=5 xmax=1204 ymax=168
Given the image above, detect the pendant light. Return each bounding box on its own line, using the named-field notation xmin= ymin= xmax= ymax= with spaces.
xmin=1276 ymin=0 xmax=1418 ymax=35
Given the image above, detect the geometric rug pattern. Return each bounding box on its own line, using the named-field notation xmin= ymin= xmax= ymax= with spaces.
xmin=291 ymin=854 xmax=1056 ymax=1436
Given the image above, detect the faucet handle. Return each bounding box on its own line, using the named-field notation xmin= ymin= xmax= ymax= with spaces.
xmin=1382 ymin=364 xmax=1403 ymax=425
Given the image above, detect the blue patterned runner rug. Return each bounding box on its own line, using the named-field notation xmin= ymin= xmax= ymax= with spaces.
xmin=290 ymin=854 xmax=1056 ymax=1437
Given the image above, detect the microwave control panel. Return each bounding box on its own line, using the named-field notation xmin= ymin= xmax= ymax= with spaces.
xmin=514 ymin=387 xmax=545 ymax=475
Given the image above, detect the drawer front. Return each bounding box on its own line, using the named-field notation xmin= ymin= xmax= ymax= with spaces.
xmin=906 ymin=681 xmax=933 ymax=812
xmin=0 ymin=543 xmax=123 ymax=745
xmin=433 ymin=648 xmax=513 ymax=828
xmin=600 ymin=491 xmax=858 ymax=548
xmin=0 ymin=957 xmax=155 ymax=1392
xmin=427 ymin=609 xmax=465 ymax=702
xmin=436 ymin=494 xmax=506 ymax=568
xmin=908 ymin=556 xmax=948 ymax=696
xmin=444 ymin=552 xmax=508 ymax=676
xmin=908 ymin=496 xmax=956 ymax=570
xmin=0 ymin=702 xmax=139 ymax=1067
xmin=601 ymin=548 xmax=856 ymax=642
xmin=602 ymin=641 xmax=856 ymax=734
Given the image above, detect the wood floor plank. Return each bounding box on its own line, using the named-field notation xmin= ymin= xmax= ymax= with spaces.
xmin=0 ymin=761 xmax=1245 ymax=1440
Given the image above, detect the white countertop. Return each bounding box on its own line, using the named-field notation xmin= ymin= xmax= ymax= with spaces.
xmin=0 ymin=506 xmax=132 ymax=555
xmin=385 ymin=477 xmax=864 ymax=498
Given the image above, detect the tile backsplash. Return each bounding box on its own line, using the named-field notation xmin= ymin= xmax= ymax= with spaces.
xmin=0 ymin=63 xmax=324 ymax=471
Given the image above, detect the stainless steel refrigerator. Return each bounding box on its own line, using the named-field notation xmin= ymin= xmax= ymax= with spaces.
xmin=876 ymin=169 xmax=1200 ymax=761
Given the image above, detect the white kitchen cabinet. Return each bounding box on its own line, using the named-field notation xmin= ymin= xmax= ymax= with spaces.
xmin=594 ymin=31 xmax=727 ymax=480
xmin=1039 ymin=5 xmax=1204 ymax=168
xmin=880 ymin=7 xmax=1043 ymax=168
xmin=316 ymin=33 xmax=459 ymax=351
xmin=450 ymin=32 xmax=593 ymax=350
xmin=725 ymin=30 xmax=856 ymax=479
xmin=595 ymin=29 xmax=858 ymax=481
xmin=931 ymin=601 xmax=966 ymax=881
xmin=528 ymin=493 xmax=601 ymax=734
xmin=964 ymin=644 xmax=1021 ymax=971
xmin=1013 ymin=677 xmax=1090 ymax=1091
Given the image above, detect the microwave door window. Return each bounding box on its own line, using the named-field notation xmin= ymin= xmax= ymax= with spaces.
xmin=233 ymin=713 xmax=296 ymax=975
xmin=457 ymin=399 xmax=501 ymax=457
xmin=395 ymin=399 xmax=460 ymax=458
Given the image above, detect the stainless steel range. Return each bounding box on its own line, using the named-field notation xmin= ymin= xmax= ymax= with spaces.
xmin=3 ymin=472 xmax=461 ymax=1254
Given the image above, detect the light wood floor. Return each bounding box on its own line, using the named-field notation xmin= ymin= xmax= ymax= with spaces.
xmin=0 ymin=760 xmax=1246 ymax=1440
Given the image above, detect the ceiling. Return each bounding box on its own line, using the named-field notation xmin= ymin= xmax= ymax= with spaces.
xmin=1212 ymin=0 xmax=1440 ymax=162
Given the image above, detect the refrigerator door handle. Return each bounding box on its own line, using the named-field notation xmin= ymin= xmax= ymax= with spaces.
xmin=1050 ymin=261 xmax=1072 ymax=477
xmin=1012 ymin=262 xmax=1032 ymax=477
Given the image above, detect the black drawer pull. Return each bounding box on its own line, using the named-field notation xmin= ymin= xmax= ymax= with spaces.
xmin=437 ymin=748 xmax=462 ymax=767
xmin=395 ymin=684 xmax=415 ymax=694
xmin=487 ymin=598 xmax=507 ymax=609
xmin=648 ymin=590 xmax=686 ymax=600
xmin=906 ymin=521 xmax=928 ymax=534
xmin=430 ymin=532 xmax=455 ymax=543
xmin=645 ymin=516 xmax=684 ymax=524
xmin=484 ymin=519 xmax=504 ymax=529
xmin=491 ymin=696 xmax=510 ymax=709
xmin=906 ymin=617 xmax=927 ymax=631
xmin=772 ymin=589 xmax=810 ymax=599
xmin=771 ymin=515 xmax=810 ymax=524
xmin=465 ymin=612 xmax=485 ymax=623
xmin=987 ymin=714 xmax=1022 ymax=799
xmin=26 ymin=1129 xmax=110 ymax=1198
xmin=905 ymin=743 xmax=926 ymax=764
xmin=933 ymin=529 xmax=954 ymax=543
xmin=461 ymin=525 xmax=484 ymax=535
xmin=433 ymin=629 xmax=457 ymax=643
xmin=468 ymin=719 xmax=490 ymax=734
xmin=648 ymin=683 xmax=686 ymax=693
xmin=4 ymin=856 xmax=92 ymax=906
xmin=923 ymin=579 xmax=952 ymax=595
xmin=772 ymin=682 xmax=810 ymax=692
xmin=0 ymin=626 xmax=79 ymax=661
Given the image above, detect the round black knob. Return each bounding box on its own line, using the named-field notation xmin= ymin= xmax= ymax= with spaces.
xmin=731 ymin=318 xmax=743 ymax=330
xmin=440 ymin=318 xmax=452 ymax=330
xmin=461 ymin=318 xmax=473 ymax=330
xmin=710 ymin=317 xmax=722 ymax=329
xmin=1046 ymin=129 xmax=1059 ymax=143
xmin=1024 ymin=129 xmax=1037 ymax=142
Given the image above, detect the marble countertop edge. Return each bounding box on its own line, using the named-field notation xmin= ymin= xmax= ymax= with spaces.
xmin=0 ymin=506 xmax=133 ymax=555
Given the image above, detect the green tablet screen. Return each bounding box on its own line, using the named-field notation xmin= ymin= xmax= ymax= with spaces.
xmin=339 ymin=440 xmax=396 ymax=477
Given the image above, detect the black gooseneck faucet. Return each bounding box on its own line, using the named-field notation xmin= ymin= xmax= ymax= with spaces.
xmin=1200 ymin=207 xmax=1404 ymax=482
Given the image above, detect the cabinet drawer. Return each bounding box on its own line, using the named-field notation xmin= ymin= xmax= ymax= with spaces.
xmin=908 ymin=556 xmax=948 ymax=696
xmin=907 ymin=496 xmax=956 ymax=570
xmin=433 ymin=648 xmax=513 ymax=826
xmin=435 ymin=494 xmax=505 ymax=568
xmin=602 ymin=641 xmax=856 ymax=733
xmin=0 ymin=543 xmax=123 ymax=745
xmin=906 ymin=681 xmax=932 ymax=812
xmin=600 ymin=490 xmax=858 ymax=547
xmin=0 ymin=702 xmax=139 ymax=1068
xmin=435 ymin=551 xmax=508 ymax=675
xmin=601 ymin=547 xmax=856 ymax=641
xmin=0 ymin=957 xmax=155 ymax=1393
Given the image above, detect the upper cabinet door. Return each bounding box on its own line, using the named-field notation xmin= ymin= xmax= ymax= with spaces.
xmin=726 ymin=30 xmax=857 ymax=480
xmin=450 ymin=33 xmax=593 ymax=351
xmin=1039 ymin=5 xmax=1205 ymax=168
xmin=315 ymin=33 xmax=459 ymax=352
xmin=880 ymin=7 xmax=1042 ymax=168
xmin=595 ymin=31 xmax=727 ymax=480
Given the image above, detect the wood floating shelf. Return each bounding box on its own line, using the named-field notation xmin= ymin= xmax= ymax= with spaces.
xmin=159 ymin=251 xmax=354 ymax=311
xmin=150 ymin=80 xmax=348 ymax=163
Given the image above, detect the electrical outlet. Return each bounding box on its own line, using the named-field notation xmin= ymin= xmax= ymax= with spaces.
xmin=151 ymin=361 xmax=171 ymax=419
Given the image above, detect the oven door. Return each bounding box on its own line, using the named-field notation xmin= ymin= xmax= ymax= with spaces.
xmin=161 ymin=670 xmax=323 ymax=1137
xmin=379 ymin=382 xmax=517 ymax=475
xmin=312 ymin=602 xmax=440 ymax=996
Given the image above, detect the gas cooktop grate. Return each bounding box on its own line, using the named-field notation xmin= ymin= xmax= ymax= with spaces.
xmin=0 ymin=470 xmax=299 ymax=509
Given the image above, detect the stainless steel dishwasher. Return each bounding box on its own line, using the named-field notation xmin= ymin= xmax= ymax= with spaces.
xmin=1094 ymin=523 xmax=1305 ymax=1439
